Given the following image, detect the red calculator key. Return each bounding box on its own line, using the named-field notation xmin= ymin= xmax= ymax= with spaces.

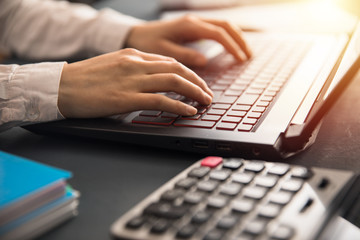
xmin=201 ymin=157 xmax=223 ymax=168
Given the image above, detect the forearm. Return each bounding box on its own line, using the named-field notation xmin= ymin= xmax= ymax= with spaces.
xmin=0 ymin=0 xmax=143 ymax=60
xmin=0 ymin=62 xmax=65 ymax=132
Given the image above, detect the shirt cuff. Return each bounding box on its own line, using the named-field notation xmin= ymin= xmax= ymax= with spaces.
xmin=88 ymin=8 xmax=145 ymax=55
xmin=0 ymin=62 xmax=65 ymax=130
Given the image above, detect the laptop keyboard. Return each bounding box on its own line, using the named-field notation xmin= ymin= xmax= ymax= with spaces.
xmin=111 ymin=156 xmax=356 ymax=240
xmin=132 ymin=37 xmax=311 ymax=132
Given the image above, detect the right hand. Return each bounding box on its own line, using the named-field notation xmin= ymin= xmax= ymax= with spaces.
xmin=57 ymin=48 xmax=213 ymax=118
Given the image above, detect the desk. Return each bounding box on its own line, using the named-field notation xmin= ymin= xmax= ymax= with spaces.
xmin=1 ymin=1 xmax=360 ymax=239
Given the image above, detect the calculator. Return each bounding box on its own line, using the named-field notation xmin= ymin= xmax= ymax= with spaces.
xmin=111 ymin=157 xmax=358 ymax=240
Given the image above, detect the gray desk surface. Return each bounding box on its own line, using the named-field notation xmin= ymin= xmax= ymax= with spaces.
xmin=1 ymin=1 xmax=360 ymax=239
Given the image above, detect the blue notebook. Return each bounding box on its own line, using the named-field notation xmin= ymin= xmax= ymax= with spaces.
xmin=0 ymin=151 xmax=72 ymax=225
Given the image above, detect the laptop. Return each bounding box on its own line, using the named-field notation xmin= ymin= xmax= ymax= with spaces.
xmin=25 ymin=21 xmax=360 ymax=160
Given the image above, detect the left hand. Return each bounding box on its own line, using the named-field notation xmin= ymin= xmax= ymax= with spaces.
xmin=125 ymin=15 xmax=252 ymax=67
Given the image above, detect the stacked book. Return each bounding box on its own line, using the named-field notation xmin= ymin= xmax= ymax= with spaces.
xmin=0 ymin=151 xmax=79 ymax=240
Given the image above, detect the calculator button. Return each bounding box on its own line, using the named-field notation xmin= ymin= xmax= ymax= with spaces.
xmin=232 ymin=199 xmax=255 ymax=213
xmin=254 ymin=175 xmax=279 ymax=188
xmin=244 ymin=161 xmax=265 ymax=173
xmin=184 ymin=191 xmax=204 ymax=205
xmin=243 ymin=219 xmax=266 ymax=235
xmin=291 ymin=166 xmax=312 ymax=179
xmin=268 ymin=163 xmax=290 ymax=176
xmin=203 ymin=229 xmax=225 ymax=240
xmin=281 ymin=179 xmax=304 ymax=192
xmin=207 ymin=195 xmax=228 ymax=209
xmin=222 ymin=158 xmax=243 ymax=170
xmin=243 ymin=186 xmax=267 ymax=200
xmin=232 ymin=172 xmax=255 ymax=184
xmin=217 ymin=214 xmax=238 ymax=230
xmin=191 ymin=210 xmax=212 ymax=224
xmin=160 ymin=189 xmax=185 ymax=201
xmin=176 ymin=178 xmax=197 ymax=189
xmin=150 ymin=219 xmax=170 ymax=234
xmin=269 ymin=191 xmax=293 ymax=205
xmin=125 ymin=216 xmax=145 ymax=229
xmin=219 ymin=183 xmax=242 ymax=196
xmin=201 ymin=156 xmax=223 ymax=168
xmin=176 ymin=224 xmax=197 ymax=239
xmin=209 ymin=169 xmax=232 ymax=181
xmin=270 ymin=225 xmax=295 ymax=240
xmin=144 ymin=202 xmax=188 ymax=219
xmin=258 ymin=203 xmax=281 ymax=218
xmin=197 ymin=180 xmax=219 ymax=192
xmin=188 ymin=167 xmax=210 ymax=178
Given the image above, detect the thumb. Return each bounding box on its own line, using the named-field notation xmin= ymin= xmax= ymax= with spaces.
xmin=161 ymin=41 xmax=208 ymax=67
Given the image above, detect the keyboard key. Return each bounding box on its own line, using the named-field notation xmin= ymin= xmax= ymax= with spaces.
xmin=247 ymin=112 xmax=262 ymax=119
xmin=139 ymin=110 xmax=161 ymax=117
xmin=188 ymin=166 xmax=210 ymax=178
xmin=202 ymin=115 xmax=221 ymax=122
xmin=232 ymin=105 xmax=251 ymax=111
xmin=224 ymin=89 xmax=243 ymax=96
xmin=238 ymin=124 xmax=253 ymax=132
xmin=132 ymin=116 xmax=175 ymax=126
xmin=174 ymin=119 xmax=215 ymax=128
xmin=210 ymin=84 xmax=228 ymax=91
xmin=221 ymin=116 xmax=242 ymax=123
xmin=217 ymin=96 xmax=238 ymax=104
xmin=212 ymin=103 xmax=232 ymax=110
xmin=216 ymin=122 xmax=237 ymax=130
xmin=204 ymin=229 xmax=224 ymax=240
xmin=242 ymin=118 xmax=257 ymax=125
xmin=201 ymin=156 xmax=223 ymax=168
xmin=161 ymin=112 xmax=179 ymax=118
xmin=252 ymin=106 xmax=266 ymax=112
xmin=181 ymin=114 xmax=201 ymax=120
xmin=257 ymin=101 xmax=270 ymax=107
xmin=237 ymin=94 xmax=259 ymax=105
xmin=246 ymin=88 xmax=263 ymax=95
xmin=207 ymin=109 xmax=227 ymax=116
xmin=232 ymin=199 xmax=255 ymax=213
xmin=227 ymin=110 xmax=247 ymax=117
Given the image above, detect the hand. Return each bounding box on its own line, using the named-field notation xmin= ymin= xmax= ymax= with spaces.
xmin=58 ymin=49 xmax=213 ymax=118
xmin=125 ymin=15 xmax=252 ymax=67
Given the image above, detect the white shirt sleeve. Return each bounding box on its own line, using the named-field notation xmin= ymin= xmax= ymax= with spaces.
xmin=0 ymin=0 xmax=144 ymax=132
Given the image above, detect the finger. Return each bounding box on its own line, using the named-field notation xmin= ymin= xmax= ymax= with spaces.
xmin=133 ymin=93 xmax=198 ymax=116
xmin=140 ymin=73 xmax=212 ymax=106
xmin=121 ymin=48 xmax=177 ymax=62
xmin=203 ymin=19 xmax=252 ymax=58
xmin=141 ymin=60 xmax=213 ymax=97
xmin=155 ymin=40 xmax=208 ymax=67
xmin=186 ymin=18 xmax=247 ymax=62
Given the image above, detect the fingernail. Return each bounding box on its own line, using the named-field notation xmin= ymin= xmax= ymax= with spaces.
xmin=204 ymin=93 xmax=212 ymax=104
xmin=186 ymin=105 xmax=197 ymax=116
